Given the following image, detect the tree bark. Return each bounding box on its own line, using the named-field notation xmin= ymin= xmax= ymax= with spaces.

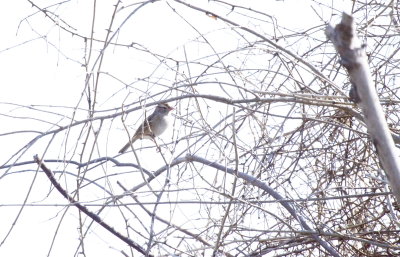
xmin=326 ymin=13 xmax=400 ymax=204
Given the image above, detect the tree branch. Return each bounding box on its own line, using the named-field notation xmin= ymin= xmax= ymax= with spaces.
xmin=326 ymin=13 xmax=400 ymax=204
xmin=184 ymin=154 xmax=341 ymax=257
xmin=33 ymin=155 xmax=152 ymax=257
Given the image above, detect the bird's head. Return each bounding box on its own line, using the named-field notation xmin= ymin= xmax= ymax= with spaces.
xmin=156 ymin=103 xmax=174 ymax=114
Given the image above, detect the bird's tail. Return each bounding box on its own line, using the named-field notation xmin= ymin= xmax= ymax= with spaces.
xmin=118 ymin=142 xmax=131 ymax=154
xmin=119 ymin=136 xmax=138 ymax=153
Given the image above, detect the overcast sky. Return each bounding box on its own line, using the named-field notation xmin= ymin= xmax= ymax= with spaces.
xmin=0 ymin=1 xmax=353 ymax=256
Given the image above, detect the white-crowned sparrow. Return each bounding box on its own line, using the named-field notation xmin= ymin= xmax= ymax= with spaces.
xmin=119 ymin=103 xmax=173 ymax=153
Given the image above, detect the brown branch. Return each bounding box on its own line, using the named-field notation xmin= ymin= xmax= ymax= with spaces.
xmin=33 ymin=155 xmax=152 ymax=257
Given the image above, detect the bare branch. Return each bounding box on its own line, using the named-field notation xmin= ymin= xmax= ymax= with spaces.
xmin=33 ymin=155 xmax=152 ymax=257
xmin=326 ymin=13 xmax=400 ymax=204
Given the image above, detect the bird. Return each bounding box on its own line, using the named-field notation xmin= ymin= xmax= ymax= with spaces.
xmin=119 ymin=103 xmax=174 ymax=153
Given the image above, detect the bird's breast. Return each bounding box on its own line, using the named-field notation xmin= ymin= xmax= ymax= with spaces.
xmin=152 ymin=117 xmax=168 ymax=136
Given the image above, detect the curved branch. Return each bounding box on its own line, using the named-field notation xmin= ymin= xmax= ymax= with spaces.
xmin=172 ymin=0 xmax=346 ymax=97
xmin=118 ymin=154 xmax=342 ymax=256
xmin=9 ymin=92 xmax=399 ymax=165
xmin=183 ymin=154 xmax=341 ymax=257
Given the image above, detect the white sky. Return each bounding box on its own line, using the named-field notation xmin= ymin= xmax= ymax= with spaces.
xmin=0 ymin=1 xmax=353 ymax=256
